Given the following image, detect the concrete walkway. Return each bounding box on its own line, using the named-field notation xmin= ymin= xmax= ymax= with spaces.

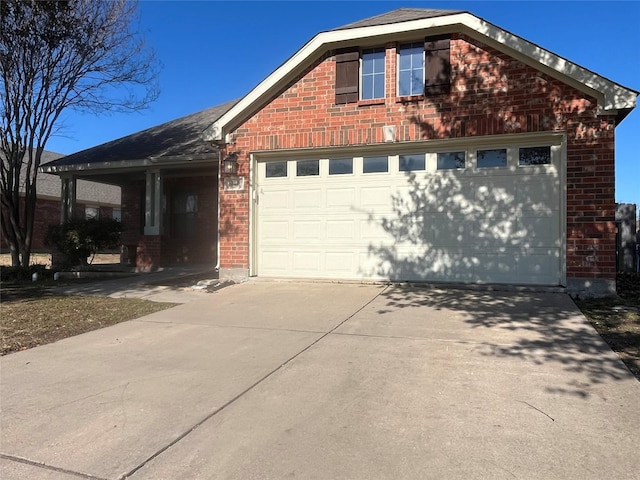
xmin=1 ymin=282 xmax=638 ymax=479
xmin=49 ymin=266 xmax=223 ymax=304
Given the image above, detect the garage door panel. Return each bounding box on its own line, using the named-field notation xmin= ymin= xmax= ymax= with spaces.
xmin=260 ymin=251 xmax=289 ymax=273
xmin=326 ymin=187 xmax=356 ymax=209
xmin=293 ymin=189 xmax=323 ymax=209
xmin=516 ymin=180 xmax=559 ymax=208
xmin=432 ymin=216 xmax=477 ymax=245
xmin=361 ymin=186 xmax=392 ymax=207
xmin=260 ymin=220 xmax=289 ymax=241
xmin=261 ymin=189 xmax=289 ymax=209
xmin=292 ymin=251 xmax=321 ymax=273
xmin=477 ymin=219 xmax=518 ymax=245
xmin=475 ymin=181 xmax=516 ymax=212
xmin=326 ymin=252 xmax=357 ymax=274
xmin=359 ymin=219 xmax=397 ymax=242
xmin=517 ymin=216 xmax=559 ymax=246
xmin=293 ymin=220 xmax=322 ymax=240
xmin=517 ymin=252 xmax=558 ymax=283
xmin=326 ymin=220 xmax=355 ymax=240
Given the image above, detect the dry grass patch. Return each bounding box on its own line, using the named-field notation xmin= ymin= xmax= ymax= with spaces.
xmin=1 ymin=293 xmax=176 ymax=355
xmin=575 ymin=273 xmax=640 ymax=380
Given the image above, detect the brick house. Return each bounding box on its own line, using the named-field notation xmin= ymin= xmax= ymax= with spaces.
xmin=41 ymin=8 xmax=637 ymax=295
xmin=1 ymin=151 xmax=121 ymax=252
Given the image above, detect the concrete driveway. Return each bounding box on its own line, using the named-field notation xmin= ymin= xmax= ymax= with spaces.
xmin=1 ymin=282 xmax=638 ymax=479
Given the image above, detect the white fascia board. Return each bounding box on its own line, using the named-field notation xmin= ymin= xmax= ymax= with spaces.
xmin=39 ymin=159 xmax=150 ymax=175
xmin=459 ymin=14 xmax=638 ymax=113
xmin=39 ymin=156 xmax=217 ymax=175
xmin=205 ymin=12 xmax=636 ymax=141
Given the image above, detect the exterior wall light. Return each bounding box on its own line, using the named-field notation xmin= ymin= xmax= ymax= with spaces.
xmin=223 ymin=153 xmax=239 ymax=175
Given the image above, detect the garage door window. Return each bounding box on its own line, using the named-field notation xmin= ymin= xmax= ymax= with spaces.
xmin=329 ymin=158 xmax=353 ymax=175
xmin=437 ymin=151 xmax=466 ymax=170
xmin=519 ymin=146 xmax=551 ymax=166
xmin=399 ymin=154 xmax=425 ymax=171
xmin=266 ymin=161 xmax=287 ymax=178
xmin=296 ymin=159 xmax=319 ymax=176
xmin=363 ymin=156 xmax=388 ymax=173
xmin=477 ymin=148 xmax=507 ymax=168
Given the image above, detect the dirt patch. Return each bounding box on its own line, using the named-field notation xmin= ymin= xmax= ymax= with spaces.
xmin=575 ymin=273 xmax=640 ymax=381
xmin=0 ymin=253 xmax=121 ymax=267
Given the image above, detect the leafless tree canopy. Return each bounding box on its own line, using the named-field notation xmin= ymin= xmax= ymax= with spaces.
xmin=0 ymin=0 xmax=160 ymax=266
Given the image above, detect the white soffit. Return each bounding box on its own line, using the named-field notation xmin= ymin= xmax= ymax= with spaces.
xmin=204 ymin=12 xmax=637 ymax=141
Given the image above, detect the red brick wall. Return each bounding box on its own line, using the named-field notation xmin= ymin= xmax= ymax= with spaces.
xmin=120 ymin=176 xmax=218 ymax=269
xmin=220 ymin=33 xmax=616 ymax=282
xmin=0 ymin=197 xmax=60 ymax=251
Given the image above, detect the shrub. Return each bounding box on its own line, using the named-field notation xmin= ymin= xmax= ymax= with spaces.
xmin=0 ymin=264 xmax=51 ymax=282
xmin=45 ymin=218 xmax=124 ymax=268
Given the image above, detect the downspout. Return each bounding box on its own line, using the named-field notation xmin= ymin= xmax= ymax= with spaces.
xmin=216 ymin=148 xmax=223 ymax=272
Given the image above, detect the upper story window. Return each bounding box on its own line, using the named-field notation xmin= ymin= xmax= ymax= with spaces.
xmin=334 ymin=35 xmax=450 ymax=105
xmin=361 ymin=48 xmax=385 ymax=100
xmin=398 ymin=43 xmax=424 ymax=96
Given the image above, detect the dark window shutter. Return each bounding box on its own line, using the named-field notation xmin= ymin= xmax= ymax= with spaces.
xmin=425 ymin=35 xmax=450 ymax=95
xmin=335 ymin=48 xmax=359 ymax=104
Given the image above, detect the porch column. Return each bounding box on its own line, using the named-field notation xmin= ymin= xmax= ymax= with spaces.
xmin=60 ymin=175 xmax=77 ymax=223
xmin=144 ymin=169 xmax=163 ymax=235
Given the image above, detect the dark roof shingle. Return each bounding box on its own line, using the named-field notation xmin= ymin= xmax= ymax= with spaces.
xmin=43 ymin=99 xmax=238 ymax=168
xmin=333 ymin=8 xmax=464 ymax=31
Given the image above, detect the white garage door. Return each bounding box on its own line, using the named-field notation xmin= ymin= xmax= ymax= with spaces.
xmin=255 ymin=142 xmax=563 ymax=285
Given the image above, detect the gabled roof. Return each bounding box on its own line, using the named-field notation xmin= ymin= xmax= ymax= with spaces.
xmin=41 ymin=99 xmax=238 ymax=173
xmin=333 ymin=8 xmax=463 ymax=30
xmin=204 ymin=8 xmax=637 ymax=141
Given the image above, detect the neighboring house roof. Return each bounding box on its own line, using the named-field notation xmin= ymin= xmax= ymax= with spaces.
xmin=41 ymin=99 xmax=238 ymax=172
xmin=334 ymin=8 xmax=464 ymax=30
xmin=203 ymin=8 xmax=638 ymax=141
xmin=30 ymin=151 xmax=120 ymax=205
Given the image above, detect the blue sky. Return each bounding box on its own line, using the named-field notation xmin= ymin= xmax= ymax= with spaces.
xmin=46 ymin=0 xmax=639 ymax=206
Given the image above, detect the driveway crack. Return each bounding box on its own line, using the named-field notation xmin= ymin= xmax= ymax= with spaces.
xmin=0 ymin=453 xmax=106 ymax=480
xmin=119 ymin=285 xmax=389 ymax=479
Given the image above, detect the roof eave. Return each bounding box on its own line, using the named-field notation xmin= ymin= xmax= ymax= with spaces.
xmin=204 ymin=12 xmax=637 ymax=141
xmin=39 ymin=154 xmax=218 ymax=176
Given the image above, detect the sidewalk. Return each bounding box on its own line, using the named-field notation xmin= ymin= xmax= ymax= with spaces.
xmin=50 ymin=265 xmax=227 ymax=304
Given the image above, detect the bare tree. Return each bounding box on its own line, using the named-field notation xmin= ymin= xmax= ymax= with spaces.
xmin=0 ymin=0 xmax=159 ymax=266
